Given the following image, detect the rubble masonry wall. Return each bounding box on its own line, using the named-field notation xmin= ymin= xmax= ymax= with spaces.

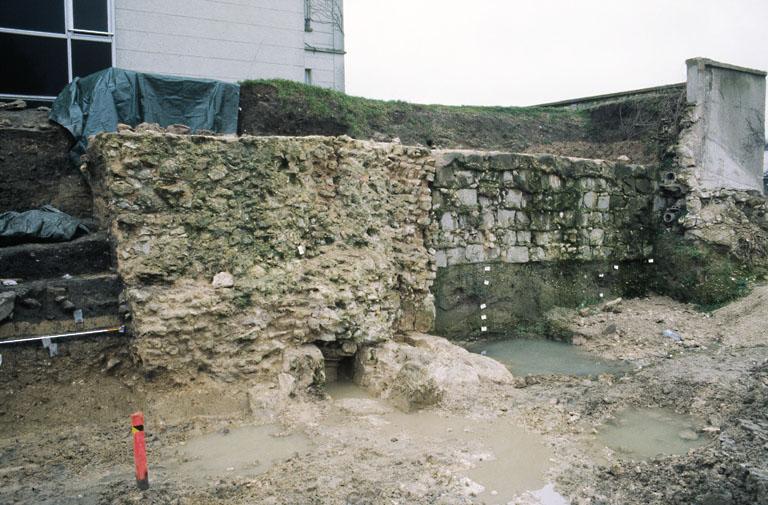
xmin=87 ymin=134 xmax=659 ymax=379
xmin=87 ymin=134 xmax=436 ymax=381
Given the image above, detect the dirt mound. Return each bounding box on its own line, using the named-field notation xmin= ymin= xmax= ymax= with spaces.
xmin=715 ymin=283 xmax=768 ymax=347
xmin=238 ymin=80 xmax=680 ymax=163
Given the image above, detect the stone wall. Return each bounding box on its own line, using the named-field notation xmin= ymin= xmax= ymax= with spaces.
xmin=429 ymin=151 xmax=658 ymax=266
xmin=86 ymin=133 xmax=435 ymax=381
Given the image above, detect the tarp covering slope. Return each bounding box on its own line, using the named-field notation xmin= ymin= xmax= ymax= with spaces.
xmin=0 ymin=206 xmax=89 ymax=244
xmin=49 ymin=67 xmax=240 ymax=162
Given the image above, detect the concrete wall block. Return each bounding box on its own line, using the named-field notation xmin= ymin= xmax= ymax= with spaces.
xmin=686 ymin=58 xmax=766 ymax=193
xmin=516 ymin=231 xmax=531 ymax=245
xmin=597 ymin=195 xmax=610 ymax=210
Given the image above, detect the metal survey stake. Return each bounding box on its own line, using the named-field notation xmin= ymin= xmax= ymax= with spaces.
xmin=131 ymin=412 xmax=150 ymax=490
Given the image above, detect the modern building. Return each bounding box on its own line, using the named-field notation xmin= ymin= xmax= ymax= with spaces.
xmin=0 ymin=0 xmax=345 ymax=101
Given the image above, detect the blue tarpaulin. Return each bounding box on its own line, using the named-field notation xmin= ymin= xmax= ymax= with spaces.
xmin=49 ymin=67 xmax=240 ymax=162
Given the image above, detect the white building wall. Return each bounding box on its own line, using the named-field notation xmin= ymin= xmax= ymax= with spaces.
xmin=113 ymin=0 xmax=344 ymax=91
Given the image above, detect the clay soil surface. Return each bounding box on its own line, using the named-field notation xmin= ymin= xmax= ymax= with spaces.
xmin=1 ymin=288 xmax=767 ymax=505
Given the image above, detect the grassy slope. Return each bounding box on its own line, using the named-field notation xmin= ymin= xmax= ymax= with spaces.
xmin=238 ymin=79 xmax=589 ymax=151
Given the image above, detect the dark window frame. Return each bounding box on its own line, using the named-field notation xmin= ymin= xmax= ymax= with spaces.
xmin=0 ymin=0 xmax=114 ymax=100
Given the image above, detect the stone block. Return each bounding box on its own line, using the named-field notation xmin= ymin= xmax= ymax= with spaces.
xmin=496 ymin=209 xmax=516 ymax=226
xmin=446 ymin=247 xmax=465 ymax=266
xmin=529 ymin=247 xmax=547 ymax=262
xmin=505 ymin=246 xmax=529 ymax=263
xmin=481 ymin=210 xmax=495 ymax=229
xmin=515 ymin=211 xmax=530 ymax=226
xmin=504 ymin=189 xmax=525 ymax=209
xmin=434 ymin=250 xmax=447 ymax=268
xmin=589 ymin=228 xmax=605 ymax=246
xmin=455 ymin=170 xmax=476 ymax=186
xmin=516 ymin=231 xmax=531 ymax=244
xmin=456 ymin=188 xmax=478 ymax=206
xmin=440 ymin=212 xmax=456 ymax=231
xmin=547 ymin=174 xmax=562 ymax=189
xmin=582 ymin=191 xmax=597 ymax=208
xmin=465 ymin=244 xmax=486 ymax=263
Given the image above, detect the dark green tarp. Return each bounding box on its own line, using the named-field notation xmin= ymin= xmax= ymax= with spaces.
xmin=49 ymin=67 xmax=240 ymax=162
xmin=0 ymin=206 xmax=89 ymax=244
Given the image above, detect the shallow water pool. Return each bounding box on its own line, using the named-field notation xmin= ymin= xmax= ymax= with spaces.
xmin=468 ymin=338 xmax=631 ymax=377
xmin=596 ymin=407 xmax=709 ymax=459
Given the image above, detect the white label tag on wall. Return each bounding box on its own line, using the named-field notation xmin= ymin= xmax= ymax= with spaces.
xmin=481 ymin=326 xmax=487 ymax=332
xmin=484 ymin=280 xmax=490 ymax=286
xmin=481 ymin=314 xmax=487 ymax=320
xmin=484 ymin=266 xmax=491 ymax=272
xmin=480 ymin=303 xmax=487 ymax=309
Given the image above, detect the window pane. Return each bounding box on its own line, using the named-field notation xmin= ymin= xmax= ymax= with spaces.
xmin=0 ymin=33 xmax=68 ymax=96
xmin=0 ymin=0 xmax=65 ymax=33
xmin=73 ymin=0 xmax=109 ymax=32
xmin=72 ymin=39 xmax=112 ymax=78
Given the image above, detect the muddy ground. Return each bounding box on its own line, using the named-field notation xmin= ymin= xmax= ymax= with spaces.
xmin=0 ymin=288 xmax=766 ymax=505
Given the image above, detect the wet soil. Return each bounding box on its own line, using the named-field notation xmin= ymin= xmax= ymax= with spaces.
xmin=0 ymin=289 xmax=766 ymax=504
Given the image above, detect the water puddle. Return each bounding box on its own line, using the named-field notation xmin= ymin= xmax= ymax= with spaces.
xmin=326 ymin=382 xmax=556 ymax=503
xmin=596 ymin=407 xmax=709 ymax=459
xmin=468 ymin=338 xmax=631 ymax=377
xmin=171 ymin=424 xmax=312 ymax=480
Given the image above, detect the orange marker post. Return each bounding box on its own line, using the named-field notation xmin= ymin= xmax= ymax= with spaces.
xmin=131 ymin=411 xmax=149 ymax=490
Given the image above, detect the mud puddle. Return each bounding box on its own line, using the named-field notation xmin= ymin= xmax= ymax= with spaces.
xmin=595 ymin=407 xmax=709 ymax=459
xmin=468 ymin=338 xmax=631 ymax=377
xmin=326 ymin=381 xmax=557 ymax=503
xmin=169 ymin=424 xmax=312 ymax=480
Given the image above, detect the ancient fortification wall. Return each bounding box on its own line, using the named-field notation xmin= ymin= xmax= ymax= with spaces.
xmin=429 ymin=151 xmax=657 ymax=266
xmin=86 ymin=132 xmax=664 ymax=378
xmin=427 ymin=150 xmax=658 ymax=339
xmin=86 ymin=133 xmax=436 ymax=381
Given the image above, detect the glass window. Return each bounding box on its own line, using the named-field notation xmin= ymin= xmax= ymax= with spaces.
xmin=71 ymin=39 xmax=112 ymax=78
xmin=0 ymin=0 xmax=66 ymax=33
xmin=73 ymin=0 xmax=109 ymax=32
xmin=0 ymin=33 xmax=68 ymax=96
